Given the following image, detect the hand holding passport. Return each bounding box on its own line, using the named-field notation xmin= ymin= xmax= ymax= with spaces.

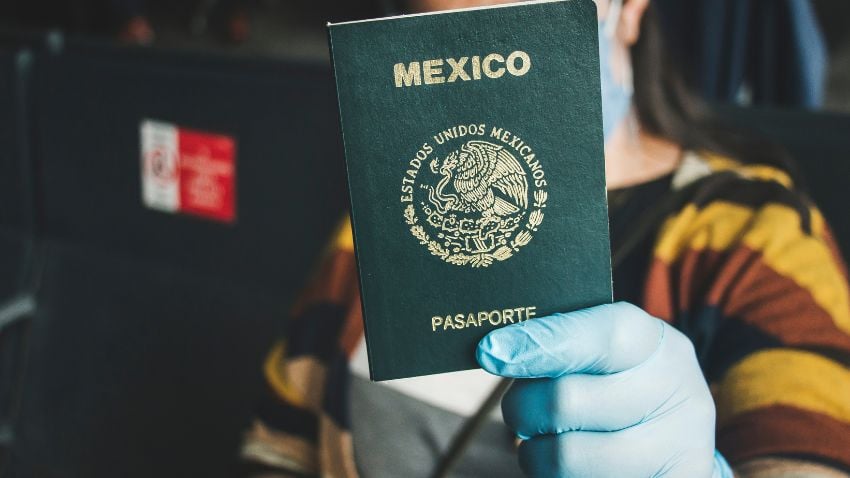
xmin=476 ymin=302 xmax=729 ymax=477
xmin=329 ymin=0 xmax=612 ymax=381
xmin=327 ymin=2 xmax=733 ymax=477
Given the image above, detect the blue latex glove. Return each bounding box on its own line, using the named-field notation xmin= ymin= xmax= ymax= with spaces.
xmin=476 ymin=302 xmax=734 ymax=478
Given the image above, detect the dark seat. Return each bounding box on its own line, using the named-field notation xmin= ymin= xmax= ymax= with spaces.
xmin=0 ymin=47 xmax=37 ymax=474
xmin=0 ymin=48 xmax=35 ymax=304
xmin=6 ymin=43 xmax=346 ymax=478
xmin=12 ymin=241 xmax=284 ymax=478
xmin=716 ymin=106 xmax=850 ymax=260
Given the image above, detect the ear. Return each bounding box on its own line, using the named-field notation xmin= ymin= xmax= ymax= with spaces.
xmin=618 ymin=0 xmax=650 ymax=46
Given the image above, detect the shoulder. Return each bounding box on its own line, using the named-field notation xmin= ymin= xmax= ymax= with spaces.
xmin=655 ymin=151 xmax=829 ymax=264
xmin=651 ymin=151 xmax=850 ymax=329
xmin=652 ymin=152 xmax=850 ymax=319
xmin=671 ymin=151 xmax=809 ymax=225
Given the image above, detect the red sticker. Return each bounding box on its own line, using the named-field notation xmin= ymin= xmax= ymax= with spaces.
xmin=141 ymin=120 xmax=237 ymax=224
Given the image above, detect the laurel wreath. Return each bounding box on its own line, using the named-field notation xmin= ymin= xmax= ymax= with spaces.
xmin=404 ymin=188 xmax=548 ymax=268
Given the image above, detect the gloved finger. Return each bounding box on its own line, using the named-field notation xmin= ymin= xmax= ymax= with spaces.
xmin=519 ymin=427 xmax=657 ymax=478
xmin=501 ymin=323 xmax=700 ymax=437
xmin=476 ymin=302 xmax=662 ymax=378
xmin=518 ymin=422 xmax=716 ymax=478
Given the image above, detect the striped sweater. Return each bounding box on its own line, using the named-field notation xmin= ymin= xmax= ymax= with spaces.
xmin=240 ymin=153 xmax=850 ymax=477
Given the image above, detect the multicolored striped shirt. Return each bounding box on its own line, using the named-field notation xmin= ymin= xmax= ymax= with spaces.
xmin=239 ymin=152 xmax=850 ymax=477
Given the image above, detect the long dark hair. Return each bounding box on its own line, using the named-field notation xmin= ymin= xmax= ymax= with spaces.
xmin=632 ymin=4 xmax=799 ymax=179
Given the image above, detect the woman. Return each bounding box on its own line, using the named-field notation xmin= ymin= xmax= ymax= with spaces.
xmin=240 ymin=0 xmax=850 ymax=476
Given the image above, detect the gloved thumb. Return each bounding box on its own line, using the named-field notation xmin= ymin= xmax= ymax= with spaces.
xmin=476 ymin=302 xmax=663 ymax=378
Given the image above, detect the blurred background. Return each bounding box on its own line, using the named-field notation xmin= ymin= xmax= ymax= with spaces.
xmin=2 ymin=0 xmax=849 ymax=110
xmin=0 ymin=1 xmax=848 ymax=477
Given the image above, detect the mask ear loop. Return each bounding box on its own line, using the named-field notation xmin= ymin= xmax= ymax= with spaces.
xmin=602 ymin=0 xmax=637 ymax=139
xmin=604 ymin=0 xmax=624 ymax=37
xmin=602 ymin=0 xmax=632 ymax=94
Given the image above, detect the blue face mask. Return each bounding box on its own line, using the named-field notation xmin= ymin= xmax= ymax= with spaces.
xmin=598 ymin=9 xmax=633 ymax=142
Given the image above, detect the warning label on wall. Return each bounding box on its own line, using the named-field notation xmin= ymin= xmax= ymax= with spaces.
xmin=141 ymin=120 xmax=236 ymax=223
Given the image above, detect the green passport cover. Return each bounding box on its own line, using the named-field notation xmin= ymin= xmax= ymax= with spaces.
xmin=328 ymin=0 xmax=612 ymax=381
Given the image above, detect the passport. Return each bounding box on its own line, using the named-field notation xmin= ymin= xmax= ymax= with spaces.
xmin=328 ymin=0 xmax=612 ymax=381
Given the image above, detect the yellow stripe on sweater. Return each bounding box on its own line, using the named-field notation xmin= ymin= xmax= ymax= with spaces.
xmin=264 ymin=341 xmax=307 ymax=408
xmin=810 ymin=206 xmax=826 ymax=237
xmin=333 ymin=216 xmax=355 ymax=253
xmin=716 ymin=349 xmax=850 ymax=426
xmin=654 ymin=201 xmax=850 ymax=335
xmin=654 ymin=202 xmax=754 ymax=263
xmin=741 ymin=205 xmax=850 ymax=335
xmin=704 ymin=154 xmax=794 ymax=189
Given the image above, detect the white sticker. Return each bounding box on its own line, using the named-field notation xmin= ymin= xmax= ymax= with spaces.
xmin=141 ymin=120 xmax=180 ymax=213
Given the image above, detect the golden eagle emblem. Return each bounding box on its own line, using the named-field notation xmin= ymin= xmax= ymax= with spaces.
xmin=402 ymin=130 xmax=548 ymax=268
xmin=426 ymin=140 xmax=528 ymax=218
